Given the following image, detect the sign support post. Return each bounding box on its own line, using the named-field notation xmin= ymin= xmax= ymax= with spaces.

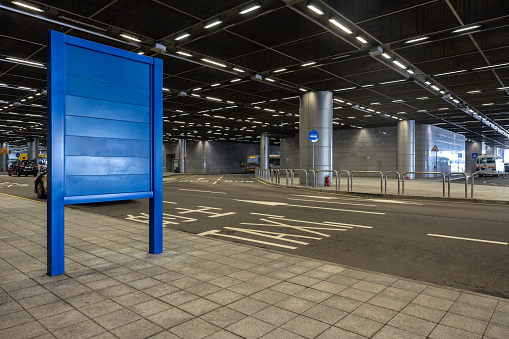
xmin=431 ymin=145 xmax=439 ymax=179
xmin=309 ymin=130 xmax=319 ymax=184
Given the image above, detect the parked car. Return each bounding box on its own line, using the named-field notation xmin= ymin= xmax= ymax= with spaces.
xmin=34 ymin=169 xmax=47 ymax=199
xmin=8 ymin=160 xmax=38 ymax=177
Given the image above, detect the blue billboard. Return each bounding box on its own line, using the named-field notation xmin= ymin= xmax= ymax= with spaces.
xmin=47 ymin=31 xmax=163 ymax=276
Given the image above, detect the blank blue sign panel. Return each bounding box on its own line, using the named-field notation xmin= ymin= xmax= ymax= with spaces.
xmin=48 ymin=30 xmax=163 ymax=276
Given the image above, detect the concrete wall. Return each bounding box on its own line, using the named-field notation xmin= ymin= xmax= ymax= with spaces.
xmin=466 ymin=141 xmax=483 ymax=174
xmin=164 ymin=140 xmax=279 ymax=174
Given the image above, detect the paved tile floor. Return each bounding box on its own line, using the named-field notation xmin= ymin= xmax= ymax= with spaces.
xmin=1 ymin=194 xmax=508 ymax=338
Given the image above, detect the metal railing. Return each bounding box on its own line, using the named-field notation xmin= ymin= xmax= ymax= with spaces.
xmin=403 ymin=172 xmax=445 ymax=197
xmin=313 ymin=170 xmax=339 ymax=190
xmin=280 ymin=169 xmax=290 ymax=185
xmin=351 ymin=171 xmax=384 ymax=194
xmin=470 ymin=172 xmax=509 ymax=199
xmin=384 ymin=171 xmax=401 ymax=195
xmin=338 ymin=170 xmax=350 ymax=192
xmin=291 ymin=169 xmax=309 ymax=187
xmin=447 ymin=172 xmax=468 ymax=198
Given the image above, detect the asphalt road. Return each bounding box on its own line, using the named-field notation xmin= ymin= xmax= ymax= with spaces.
xmin=1 ymin=172 xmax=509 ymax=299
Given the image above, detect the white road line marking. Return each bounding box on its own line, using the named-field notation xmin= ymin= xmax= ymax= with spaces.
xmin=224 ymin=227 xmax=321 ymax=244
xmin=368 ymin=199 xmax=423 ymax=205
xmin=288 ymin=197 xmax=377 ymax=207
xmin=213 ymin=175 xmax=224 ymax=185
xmin=163 ymin=201 xmax=177 ymax=204
xmin=293 ymin=194 xmax=339 ymax=200
xmin=178 ymin=189 xmax=227 ymax=195
xmin=322 ymin=221 xmax=373 ymax=229
xmin=198 ymin=229 xmax=297 ymax=249
xmin=250 ymin=213 xmax=286 ymax=218
xmin=427 ymin=234 xmax=508 ymax=245
xmin=234 ymin=199 xmax=385 ymax=215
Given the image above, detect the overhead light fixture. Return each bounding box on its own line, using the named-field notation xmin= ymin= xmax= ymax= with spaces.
xmin=204 ymin=19 xmax=222 ymax=29
xmin=361 ymin=84 xmax=374 ymax=87
xmin=5 ymin=57 xmax=45 ymax=67
xmin=379 ymin=79 xmax=406 ymax=85
xmin=452 ymin=25 xmax=480 ymax=33
xmin=424 ymin=80 xmax=431 ymax=85
xmin=301 ymin=61 xmax=316 ymax=67
xmin=328 ymin=18 xmax=353 ymax=34
xmin=273 ymin=68 xmax=286 ymax=73
xmin=137 ymin=51 xmax=144 ymax=55
xmin=433 ymin=69 xmax=467 ymax=77
xmin=239 ymin=4 xmax=261 ymax=14
xmin=307 ymin=4 xmax=324 ymax=15
xmin=334 ymin=87 xmax=356 ymax=91
xmin=232 ymin=67 xmax=244 ymax=73
xmin=407 ymin=69 xmax=415 ymax=74
xmin=482 ymin=103 xmax=494 ymax=106
xmin=497 ymin=87 xmax=509 ymax=90
xmin=333 ymin=98 xmax=344 ymax=103
xmin=192 ymin=88 xmax=202 ymax=91
xmin=405 ymin=36 xmax=429 ymax=44
xmin=472 ymin=62 xmax=509 ymax=70
xmin=175 ymin=32 xmax=190 ymax=41
xmin=120 ymin=33 xmax=142 ymax=42
xmin=211 ymin=83 xmax=220 ymax=87
xmin=230 ymin=78 xmax=241 ymax=82
xmin=11 ymin=1 xmax=44 ymax=12
xmin=265 ymin=78 xmax=275 ymax=82
xmin=382 ymin=53 xmax=391 ymax=59
xmin=162 ymin=88 xmax=170 ymax=92
xmin=392 ymin=60 xmax=406 ymax=69
xmin=299 ymin=88 xmax=307 ymax=92
xmin=206 ymin=97 xmax=221 ymax=101
xmin=201 ymin=58 xmax=227 ymax=67
xmin=431 ymin=85 xmax=440 ymax=91
xmin=176 ymin=51 xmax=192 ymax=57
xmin=356 ymin=36 xmax=368 ymax=44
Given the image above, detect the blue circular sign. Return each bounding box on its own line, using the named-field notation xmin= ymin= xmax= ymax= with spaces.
xmin=308 ymin=130 xmax=319 ymax=143
xmin=15 ymin=153 xmax=20 ymax=157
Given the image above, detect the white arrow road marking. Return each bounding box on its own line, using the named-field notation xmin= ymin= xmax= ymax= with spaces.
xmin=287 ymin=197 xmax=377 ymax=207
xmin=197 ymin=229 xmax=298 ymax=249
xmin=427 ymin=234 xmax=508 ymax=245
xmin=234 ymin=199 xmax=385 ymax=215
xmin=178 ymin=189 xmax=227 ymax=195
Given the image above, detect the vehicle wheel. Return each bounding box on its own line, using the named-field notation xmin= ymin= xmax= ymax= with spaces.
xmin=36 ymin=182 xmax=46 ymax=199
xmin=17 ymin=170 xmax=21 ymax=177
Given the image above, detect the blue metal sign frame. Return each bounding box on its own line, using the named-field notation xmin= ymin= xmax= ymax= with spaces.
xmin=47 ymin=31 xmax=163 ymax=276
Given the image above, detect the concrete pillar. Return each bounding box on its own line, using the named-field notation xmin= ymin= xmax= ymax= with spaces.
xmin=260 ymin=132 xmax=269 ymax=170
xmin=178 ymin=139 xmax=186 ymax=173
xmin=299 ymin=91 xmax=333 ymax=186
xmin=27 ymin=137 xmax=39 ymax=161
xmin=0 ymin=142 xmax=8 ymax=172
xmin=465 ymin=141 xmax=482 ymax=174
xmin=397 ymin=120 xmax=415 ymax=178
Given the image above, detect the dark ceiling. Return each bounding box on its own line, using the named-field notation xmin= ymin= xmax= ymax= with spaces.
xmin=1 ymin=0 xmax=509 ymax=148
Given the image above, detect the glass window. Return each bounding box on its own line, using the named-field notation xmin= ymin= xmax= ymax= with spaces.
xmin=479 ymin=158 xmax=486 ymax=164
xmin=487 ymin=158 xmax=495 ymax=164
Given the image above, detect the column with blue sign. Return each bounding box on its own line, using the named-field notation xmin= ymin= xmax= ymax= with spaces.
xmin=309 ymin=130 xmax=319 ymax=172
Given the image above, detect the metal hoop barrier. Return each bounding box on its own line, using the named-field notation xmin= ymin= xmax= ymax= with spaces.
xmin=384 ymin=171 xmax=401 ymax=195
xmin=313 ymin=170 xmax=339 ymax=190
xmin=291 ymin=169 xmax=309 ymax=187
xmin=307 ymin=170 xmax=316 ymax=188
xmin=338 ymin=170 xmax=350 ymax=192
xmin=470 ymin=172 xmax=509 ymax=199
xmin=447 ymin=172 xmax=468 ymax=198
xmin=280 ymin=169 xmax=290 ymax=185
xmin=402 ymin=172 xmax=445 ymax=197
xmin=351 ymin=171 xmax=384 ymax=194
xmin=275 ymin=169 xmax=281 ymax=184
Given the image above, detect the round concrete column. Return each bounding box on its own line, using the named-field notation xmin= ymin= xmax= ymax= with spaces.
xmin=260 ymin=132 xmax=269 ymax=170
xmin=299 ymin=91 xmax=333 ymax=186
xmin=0 ymin=142 xmax=8 ymax=172
xmin=178 ymin=139 xmax=186 ymax=173
xmin=27 ymin=137 xmax=39 ymax=161
xmin=397 ymin=120 xmax=415 ymax=178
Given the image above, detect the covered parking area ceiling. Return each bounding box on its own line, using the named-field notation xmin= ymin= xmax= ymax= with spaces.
xmin=1 ymin=0 xmax=509 ymax=148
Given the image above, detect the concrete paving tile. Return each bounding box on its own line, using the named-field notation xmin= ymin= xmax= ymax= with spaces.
xmin=130 ymin=298 xmax=172 ymax=317
xmin=204 ymin=289 xmax=244 ymax=305
xmin=261 ymin=328 xmax=306 ymax=338
xmin=0 ymin=321 xmax=49 ymax=339
xmin=429 ymin=324 xmax=482 ymax=339
xmin=184 ymin=282 xmax=222 ymax=297
xmin=422 ymin=286 xmax=461 ymax=301
xmin=126 ymin=277 xmax=162 ymax=290
xmin=0 ymin=309 xmax=34 ymax=330
xmin=456 ymin=293 xmax=498 ymax=310
xmin=275 ymin=296 xmax=317 ymax=313
xmin=281 ymin=315 xmax=331 ymax=338
xmin=84 ymin=277 xmax=121 ymax=290
xmin=401 ymin=303 xmax=446 ymax=323
xmin=391 ymin=280 xmax=427 ymax=293
xmin=16 ymin=292 xmax=62 ymax=309
xmin=208 ymin=276 xmax=243 ymax=288
xmin=340 ymin=269 xmax=371 ymax=280
xmin=79 ymin=300 xmax=124 ymax=318
xmin=311 ymin=281 xmax=347 ymax=294
xmin=200 ymin=306 xmax=247 ymax=327
xmin=302 ymin=269 xmax=335 ymax=280
xmin=38 ymin=309 xmax=90 ymax=331
xmin=351 ymin=280 xmax=387 ymax=294
xmin=0 ymin=301 xmax=23 ymax=316
xmin=141 ymin=282 xmax=180 ymax=298
xmin=93 ymin=308 xmax=142 ymax=330
xmin=293 ymin=288 xmax=333 ymax=303
xmin=110 ymin=318 xmax=164 ymax=339
xmin=496 ymin=301 xmax=509 ymax=313
xmin=336 ymin=314 xmax=385 ymax=337
xmin=112 ymin=291 xmax=153 ymax=307
xmin=226 ymin=316 xmax=276 ymax=338
xmin=52 ymin=320 xmax=106 ymax=339
xmin=339 ymin=287 xmax=376 ymax=302
xmin=160 ymin=290 xmax=200 ymax=306
xmin=96 ymin=284 xmax=137 ymax=298
xmin=322 ymin=295 xmax=363 ymax=313
xmin=250 ymin=288 xmax=288 ymax=304
xmin=205 ymin=329 xmax=244 ymax=339
xmin=252 ymin=305 xmax=298 ymax=326
xmin=440 ymin=312 xmax=489 ymax=335
xmin=0 ymin=277 xmax=39 ymax=291
xmin=171 ymin=318 xmax=221 ymax=338
xmin=411 ymin=294 xmax=454 ymax=311
xmin=316 ymin=264 xmax=347 ymax=274
xmin=388 ymin=313 xmax=436 ymax=336
xmin=491 ymin=311 xmax=509 ymax=326
xmin=364 ymin=274 xmax=398 ymax=286
xmin=227 ymin=270 xmax=260 ymax=281
xmin=266 ymin=269 xmax=300 ymax=280
xmin=179 ymin=298 xmax=221 ymax=316
xmin=288 ymin=275 xmax=321 ymax=287
xmin=147 ymin=307 xmax=194 ymax=329
xmin=8 ymin=285 xmax=47 ymax=300
xmin=352 ymin=303 xmax=398 ymax=323
xmin=227 ymin=281 xmax=266 ymax=295
xmin=316 ymin=326 xmax=367 ymax=338
xmin=484 ymin=322 xmax=509 ymax=339
xmin=285 ymin=265 xmax=313 ymax=275
xmin=449 ymin=301 xmax=494 ymax=321
xmin=27 ymin=300 xmax=75 ymax=320
xmin=228 ymin=296 xmax=269 ymax=315
xmin=326 ymin=274 xmax=360 ymax=287
xmin=249 ymin=275 xmax=281 ymax=288
xmin=270 ymin=281 xmax=307 ymax=295
xmin=303 ymin=304 xmax=348 ymax=325
xmin=373 ymin=325 xmax=426 ymax=339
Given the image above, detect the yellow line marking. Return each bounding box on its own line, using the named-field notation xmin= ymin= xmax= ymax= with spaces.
xmin=0 ymin=192 xmax=46 ymax=204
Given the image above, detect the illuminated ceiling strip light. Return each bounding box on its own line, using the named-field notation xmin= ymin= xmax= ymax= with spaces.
xmin=433 ymin=69 xmax=467 ymax=77
xmin=407 ymin=69 xmax=415 ymax=74
xmin=452 ymin=25 xmax=480 ymax=33
xmin=472 ymin=62 xmax=509 ymax=70
xmin=334 ymin=87 xmax=356 ymax=91
xmin=356 ymin=36 xmax=368 ymax=44
xmin=333 ymin=98 xmax=344 ymax=102
xmin=175 ymin=32 xmax=190 ymax=40
xmin=467 ymin=90 xmax=481 ymax=93
xmin=230 ymin=78 xmax=241 ymax=82
xmin=382 ymin=53 xmax=391 ymax=59
xmin=162 ymin=88 xmax=170 ymax=92
xmin=204 ymin=19 xmax=222 ymax=28
xmin=498 ymin=87 xmax=509 ymax=90
xmin=265 ymin=78 xmax=275 ymax=82
xmin=307 ymin=4 xmax=324 ymax=15
xmin=202 ymin=58 xmax=227 ymax=67
xmin=233 ymin=67 xmax=244 ymax=73
xmin=192 ymin=88 xmax=202 ymax=91
xmin=273 ymin=68 xmax=286 ymax=73
xmin=301 ymin=61 xmax=316 ymax=67
xmin=405 ymin=36 xmax=429 ymax=44
xmin=379 ymin=79 xmax=405 ymax=85
xmin=431 ymin=85 xmax=440 ymax=91
xmin=5 ymin=57 xmax=44 ymax=67
xmin=120 ymin=33 xmax=141 ymax=42
xmin=11 ymin=1 xmax=44 ymax=12
xmin=299 ymin=88 xmax=307 ymax=92
xmin=239 ymin=4 xmax=261 ymax=14
xmin=328 ymin=18 xmax=353 ymax=34
xmin=176 ymin=51 xmax=192 ymax=57
xmin=211 ymin=83 xmax=220 ymax=87
xmin=392 ymin=60 xmax=406 ymax=69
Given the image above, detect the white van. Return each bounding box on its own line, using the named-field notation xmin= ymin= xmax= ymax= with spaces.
xmin=475 ymin=155 xmax=504 ymax=176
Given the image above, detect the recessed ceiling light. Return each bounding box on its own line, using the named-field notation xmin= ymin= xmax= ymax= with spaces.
xmin=273 ymin=68 xmax=286 ymax=73
xmin=328 ymin=18 xmax=352 ymax=34
xmin=433 ymin=69 xmax=467 ymax=77
xmin=392 ymin=60 xmax=406 ymax=69
xmin=233 ymin=67 xmax=244 ymax=73
xmin=6 ymin=57 xmax=44 ymax=67
xmin=482 ymin=103 xmax=494 ymax=106
xmin=407 ymin=69 xmax=415 ymax=74
xmin=334 ymin=87 xmax=356 ymax=91
xmin=452 ymin=25 xmax=481 ymax=33
xmin=405 ymin=36 xmax=429 ymax=44
xmin=382 ymin=53 xmax=391 ymax=59
xmin=299 ymin=88 xmax=307 ymax=92
xmin=120 ymin=33 xmax=142 ymax=42
xmin=176 ymin=51 xmax=192 ymax=57
xmin=204 ymin=19 xmax=222 ymax=29
xmin=239 ymin=4 xmax=261 ymax=14
xmin=175 ymin=32 xmax=190 ymax=40
xmin=301 ymin=61 xmax=317 ymax=67
xmin=11 ymin=1 xmax=44 ymax=12
xmin=201 ymin=58 xmax=227 ymax=67
xmin=307 ymin=4 xmax=324 ymax=15
xmin=356 ymin=36 xmax=368 ymax=44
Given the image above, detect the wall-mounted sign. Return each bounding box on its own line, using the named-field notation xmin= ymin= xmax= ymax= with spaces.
xmin=472 ymin=153 xmax=478 ymax=158
xmin=309 ymin=130 xmax=319 ymax=143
